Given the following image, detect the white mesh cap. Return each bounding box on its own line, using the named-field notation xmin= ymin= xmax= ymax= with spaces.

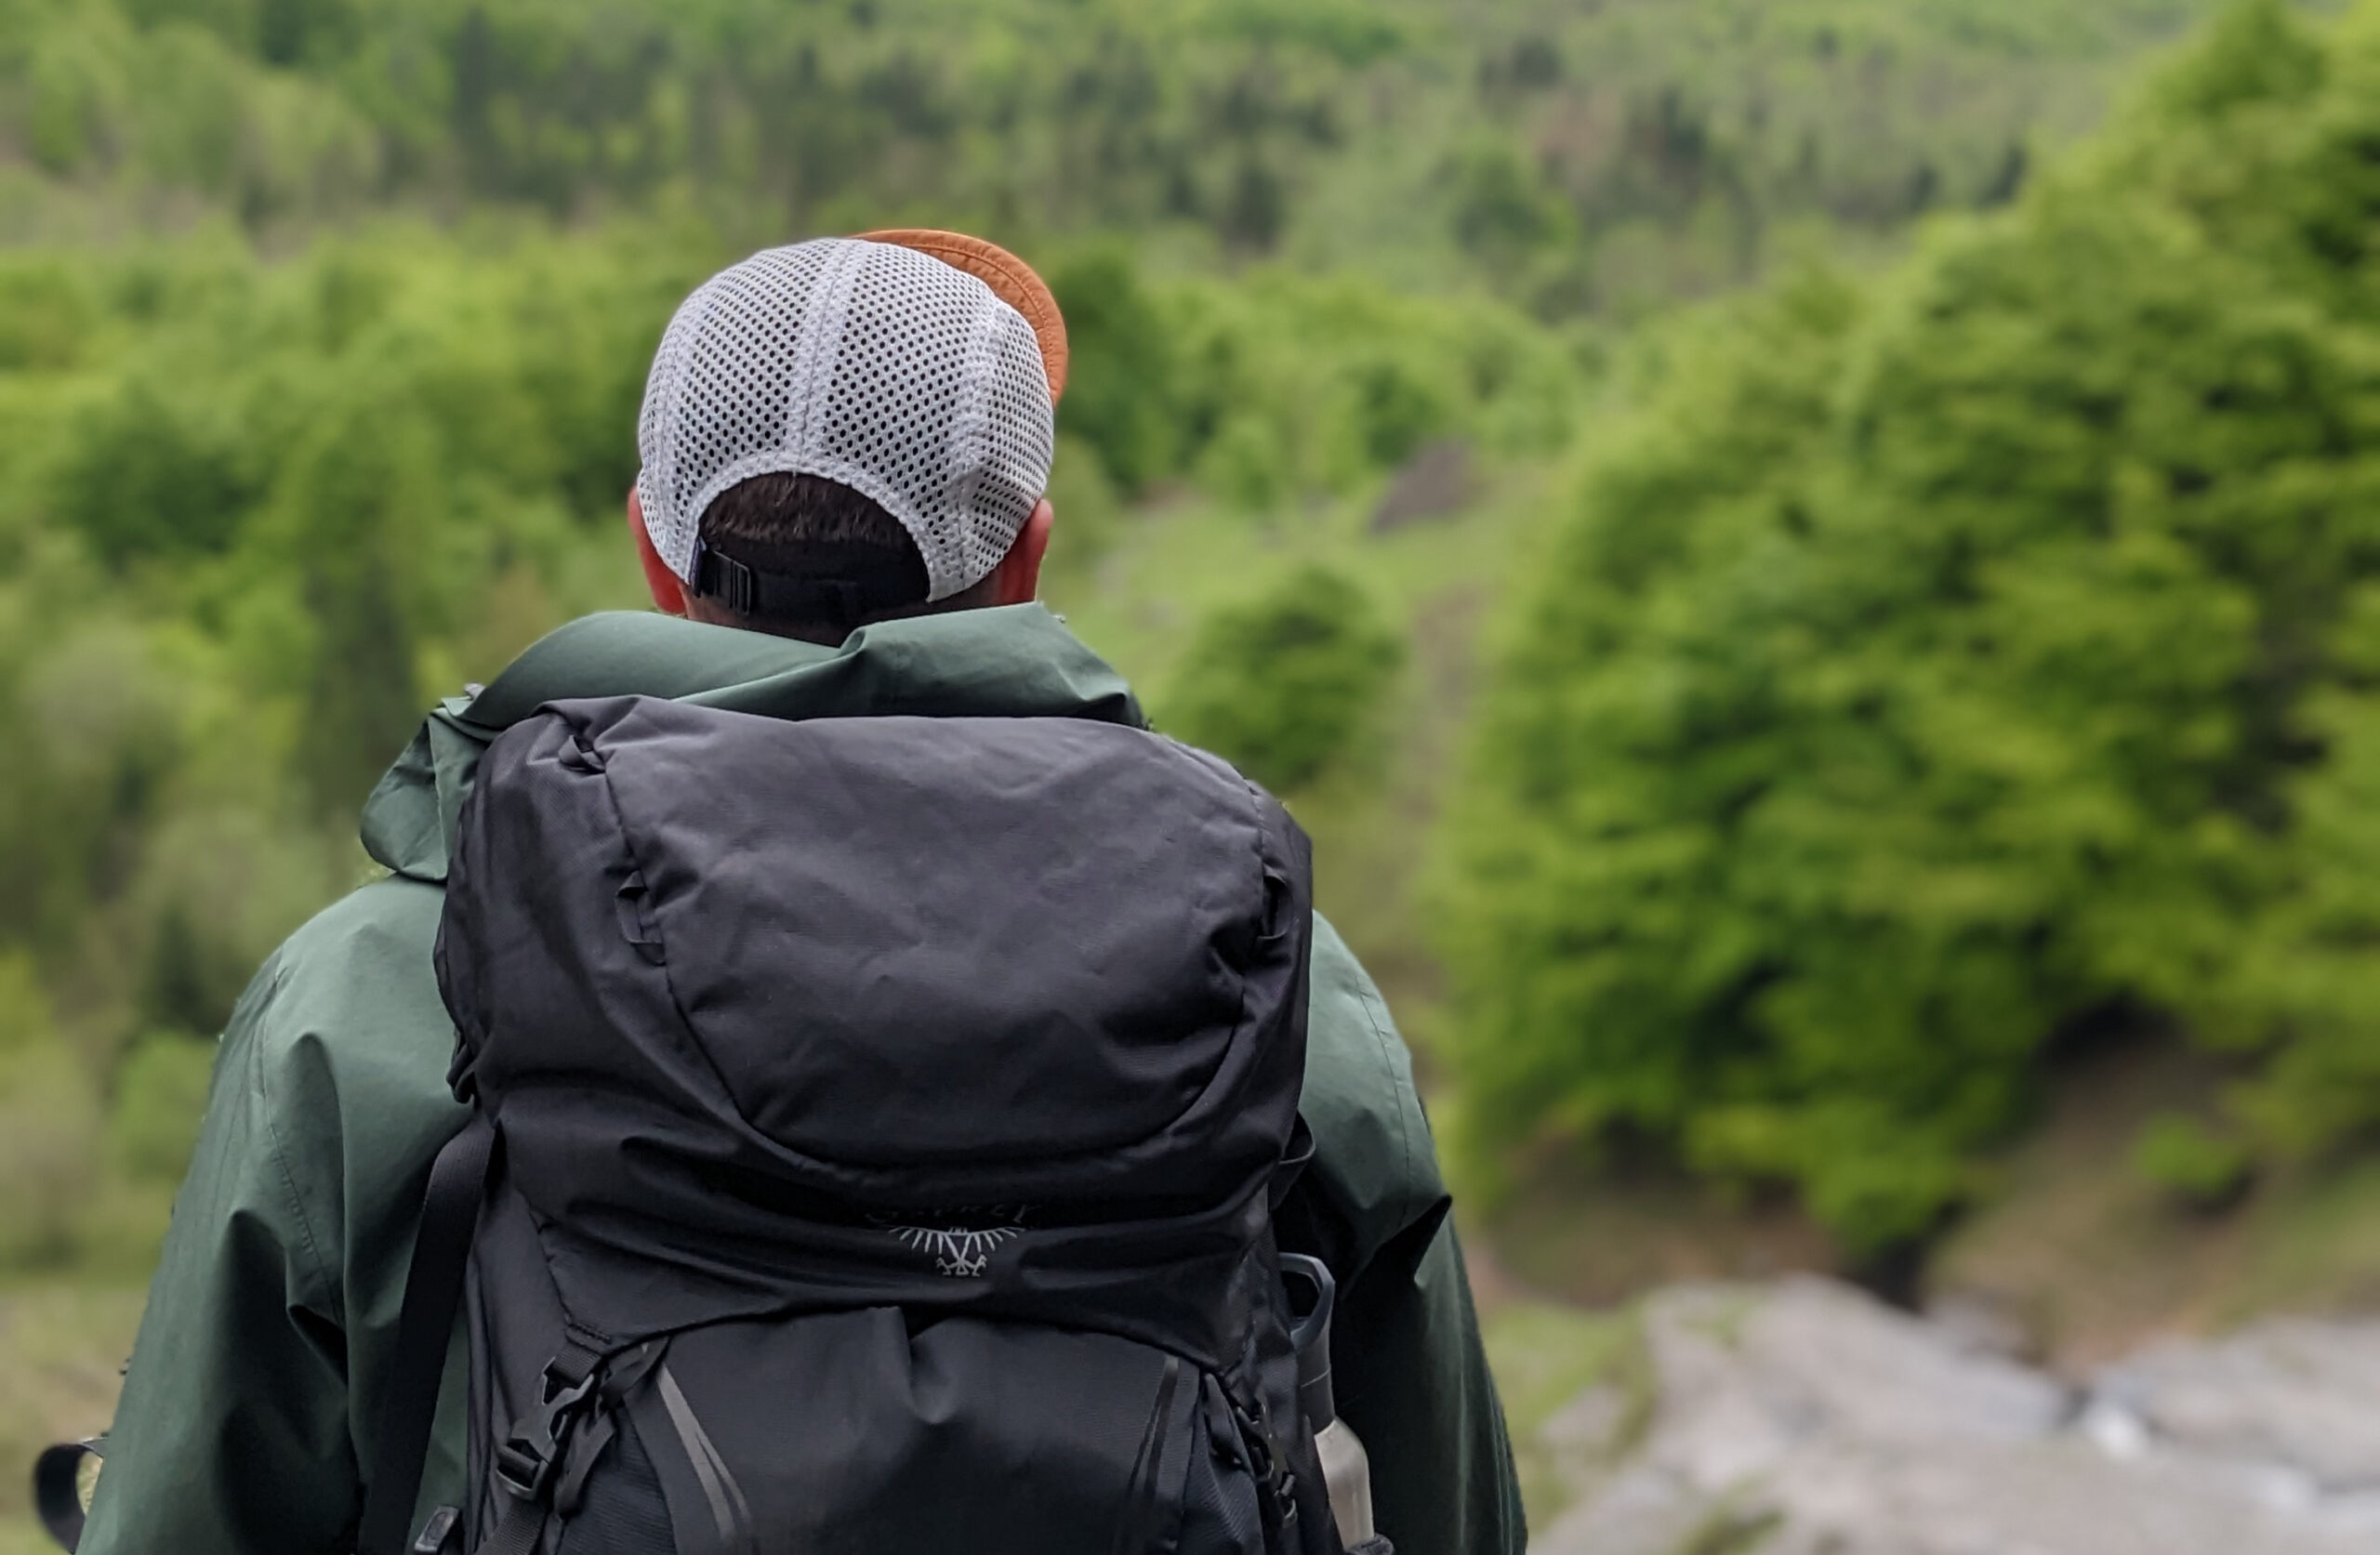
xmin=637 ymin=238 xmax=1057 ymax=601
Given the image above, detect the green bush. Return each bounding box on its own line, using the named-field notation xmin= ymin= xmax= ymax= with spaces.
xmin=109 ymin=1031 xmax=218 ymax=1182
xmin=1050 ymin=252 xmax=1180 ymax=495
xmin=1039 ymin=435 xmax=1127 ymax=590
xmin=50 ymin=375 xmax=259 ymax=565
xmin=2133 ymin=1114 xmax=2254 ymax=1208
xmin=1162 ymin=565 xmax=1405 ymax=795
xmin=1039 ymin=265 xmax=1582 ymax=513
xmin=0 ymin=955 xmax=102 ymax=1268
xmin=1443 ymin=0 xmax=2380 ymax=1250
xmin=1149 ymin=272 xmax=1585 ymax=515
xmin=0 ymin=0 xmax=2248 ymax=314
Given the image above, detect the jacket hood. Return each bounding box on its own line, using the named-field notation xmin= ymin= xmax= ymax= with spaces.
xmin=360 ymin=604 xmax=1144 ymax=884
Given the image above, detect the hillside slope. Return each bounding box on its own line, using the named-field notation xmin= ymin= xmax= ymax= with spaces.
xmin=2 ymin=0 xmax=2253 ymax=310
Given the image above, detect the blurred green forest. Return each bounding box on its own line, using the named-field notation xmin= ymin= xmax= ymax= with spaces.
xmin=15 ymin=0 xmax=2380 ymax=1545
xmin=1 ymin=0 xmax=2373 ymax=1363
xmin=2 ymin=0 xmax=2248 ymax=310
xmin=1449 ymin=0 xmax=2380 ymax=1257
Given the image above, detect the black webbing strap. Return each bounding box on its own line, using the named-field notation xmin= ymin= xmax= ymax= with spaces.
xmin=689 ymin=542 xmax=922 ymax=626
xmin=478 ymin=1485 xmax=549 ymax=1555
xmin=357 ymin=1115 xmax=496 ymax=1555
xmin=479 ymin=1338 xmax=605 ymax=1555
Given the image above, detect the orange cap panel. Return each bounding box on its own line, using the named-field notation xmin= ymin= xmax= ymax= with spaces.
xmin=857 ymin=229 xmax=1069 ymax=404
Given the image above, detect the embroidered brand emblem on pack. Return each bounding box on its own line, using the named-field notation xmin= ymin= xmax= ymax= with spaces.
xmin=875 ymin=1207 xmax=1030 ymax=1277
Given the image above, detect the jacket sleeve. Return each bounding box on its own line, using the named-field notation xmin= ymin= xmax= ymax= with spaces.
xmin=1289 ymin=918 xmax=1527 ymax=1555
xmin=75 ymin=953 xmax=363 ymax=1555
xmin=78 ymin=877 xmax=466 ymax=1555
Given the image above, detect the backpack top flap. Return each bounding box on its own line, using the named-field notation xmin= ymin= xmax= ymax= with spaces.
xmin=435 ymin=694 xmax=1313 ymax=1359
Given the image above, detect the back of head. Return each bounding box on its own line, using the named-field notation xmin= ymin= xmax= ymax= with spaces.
xmin=686 ymin=472 xmax=932 ymax=644
xmin=636 ymin=235 xmax=1067 ymax=643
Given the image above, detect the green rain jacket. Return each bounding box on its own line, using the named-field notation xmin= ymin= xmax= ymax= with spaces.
xmin=77 ymin=605 xmax=1524 ymax=1555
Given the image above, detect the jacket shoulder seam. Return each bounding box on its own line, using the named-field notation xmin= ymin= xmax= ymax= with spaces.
xmin=245 ymin=963 xmax=344 ymax=1328
xmin=1352 ymin=978 xmax=1424 ymax=1225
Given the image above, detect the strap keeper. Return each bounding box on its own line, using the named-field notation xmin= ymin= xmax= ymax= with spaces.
xmin=694 ymin=544 xmax=760 ymax=614
xmin=688 ymin=539 xmax=919 ymax=627
xmin=493 ymin=1355 xmax=601 ymax=1502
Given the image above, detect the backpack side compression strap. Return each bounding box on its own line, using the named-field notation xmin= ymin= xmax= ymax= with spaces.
xmin=358 ymin=1115 xmax=495 ymax=1555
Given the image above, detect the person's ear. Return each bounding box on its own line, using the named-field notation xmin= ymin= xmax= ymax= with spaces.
xmin=989 ymin=497 xmax=1054 ymax=606
xmin=628 ymin=485 xmax=689 ymax=616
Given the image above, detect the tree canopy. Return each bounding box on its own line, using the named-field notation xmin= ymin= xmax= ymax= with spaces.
xmin=0 ymin=0 xmax=2354 ymax=1276
xmin=1445 ymin=0 xmax=2380 ymax=1249
xmin=0 ymin=0 xmax=2252 ymax=312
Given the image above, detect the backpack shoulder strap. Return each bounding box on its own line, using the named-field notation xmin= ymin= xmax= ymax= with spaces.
xmin=358 ymin=1114 xmax=495 ymax=1555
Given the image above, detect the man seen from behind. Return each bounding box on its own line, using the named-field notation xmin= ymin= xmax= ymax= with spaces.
xmin=72 ymin=231 xmax=1525 ymax=1555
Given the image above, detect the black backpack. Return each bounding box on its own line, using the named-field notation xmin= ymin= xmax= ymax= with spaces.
xmin=356 ymin=695 xmax=1371 ymax=1555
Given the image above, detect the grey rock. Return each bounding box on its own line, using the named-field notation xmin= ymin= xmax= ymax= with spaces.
xmin=1527 ymin=1277 xmax=2377 ymax=1555
xmin=1536 ymin=1463 xmax=1712 ymax=1555
xmin=1922 ymin=1288 xmax=2039 ymax=1364
xmin=1541 ymin=1383 xmax=1633 ymax=1462
xmin=2100 ymin=1317 xmax=2380 ymax=1492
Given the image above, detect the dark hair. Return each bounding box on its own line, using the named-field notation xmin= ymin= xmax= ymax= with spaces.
xmin=694 ymin=472 xmax=931 ymax=642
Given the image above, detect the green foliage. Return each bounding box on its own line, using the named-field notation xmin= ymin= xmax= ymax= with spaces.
xmin=1446 ymin=0 xmax=2380 ymax=1250
xmin=0 ymin=955 xmax=100 ymax=1268
xmin=0 ymin=259 xmax=94 ymax=369
xmin=0 ymin=0 xmax=2257 ymax=313
xmin=1448 ymin=138 xmax=1575 ymax=273
xmin=2133 ymin=1114 xmax=2254 ymax=1207
xmin=1162 ymin=273 xmax=1581 ymax=510
xmin=1048 ymin=255 xmax=1585 ymax=509
xmin=1039 ymin=435 xmax=1126 ymax=589
xmin=51 ymin=376 xmax=259 ymax=563
xmin=108 ymin=1032 xmax=218 ymax=1181
xmin=0 ymin=0 xmax=2352 ymax=1284
xmin=1050 ymin=251 xmax=1178 ymax=494
xmin=1162 ymin=564 xmax=1404 ymax=794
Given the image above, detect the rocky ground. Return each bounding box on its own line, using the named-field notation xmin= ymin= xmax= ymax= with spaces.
xmin=1527 ymin=1277 xmax=2380 ymax=1555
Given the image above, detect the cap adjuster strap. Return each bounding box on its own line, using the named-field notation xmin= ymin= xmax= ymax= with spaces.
xmin=690 ymin=542 xmax=917 ymax=626
xmin=706 ymin=547 xmax=760 ymax=615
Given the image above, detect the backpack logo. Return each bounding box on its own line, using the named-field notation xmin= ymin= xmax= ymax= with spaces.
xmin=879 ymin=1208 xmax=1028 ymax=1277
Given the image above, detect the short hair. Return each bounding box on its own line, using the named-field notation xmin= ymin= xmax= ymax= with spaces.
xmin=695 ymin=473 xmax=931 ymax=642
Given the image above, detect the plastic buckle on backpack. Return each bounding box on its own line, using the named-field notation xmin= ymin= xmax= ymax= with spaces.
xmin=493 ymin=1368 xmax=599 ymax=1502
xmin=493 ymin=1432 xmax=558 ymax=1503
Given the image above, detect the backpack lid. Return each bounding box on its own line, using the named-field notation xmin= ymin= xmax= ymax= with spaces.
xmin=436 ymin=695 xmax=1313 ymax=1350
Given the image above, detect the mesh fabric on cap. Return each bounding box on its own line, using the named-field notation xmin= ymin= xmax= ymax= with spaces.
xmin=637 ymin=238 xmax=1056 ymax=601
